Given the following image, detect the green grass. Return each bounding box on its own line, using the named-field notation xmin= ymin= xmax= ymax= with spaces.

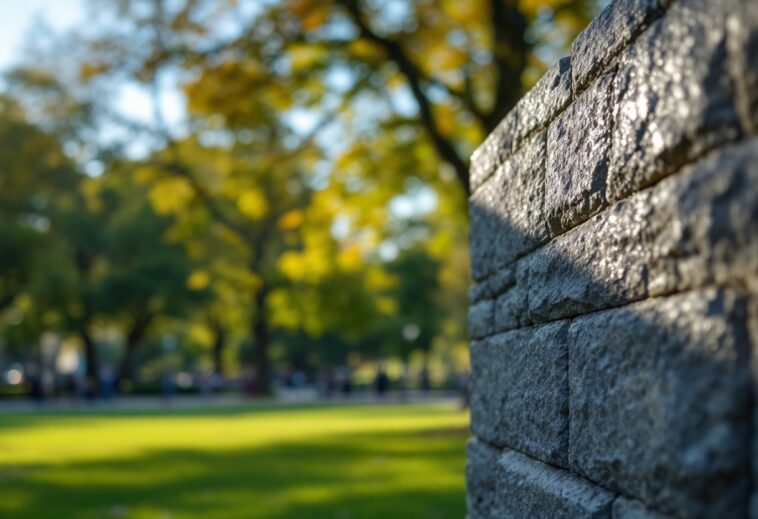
xmin=0 ymin=402 xmax=469 ymax=519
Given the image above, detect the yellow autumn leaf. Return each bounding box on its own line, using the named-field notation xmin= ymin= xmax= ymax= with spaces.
xmin=302 ymin=8 xmax=328 ymax=30
xmin=187 ymin=270 xmax=211 ymax=290
xmin=79 ymin=61 xmax=110 ymax=82
xmin=288 ymin=43 xmax=325 ymax=70
xmin=149 ymin=177 xmax=195 ymax=214
xmin=278 ymin=209 xmax=304 ymax=230
xmin=441 ymin=0 xmax=482 ymax=24
xmin=364 ymin=267 xmax=397 ymax=292
xmin=375 ymin=296 xmax=397 ymax=315
xmin=337 ymin=243 xmax=363 ymax=272
xmin=237 ymin=189 xmax=268 ymax=220
xmin=348 ymin=39 xmax=383 ymax=61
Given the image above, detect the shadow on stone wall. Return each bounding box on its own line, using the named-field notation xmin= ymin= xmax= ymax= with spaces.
xmin=466 ymin=138 xmax=758 ymax=518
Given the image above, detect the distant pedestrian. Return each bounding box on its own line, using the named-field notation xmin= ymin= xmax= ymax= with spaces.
xmin=375 ymin=366 xmax=389 ymax=398
xmin=28 ymin=372 xmax=44 ymax=404
xmin=339 ymin=368 xmax=353 ymax=397
xmin=161 ymin=372 xmax=175 ymax=403
xmin=419 ymin=367 xmax=430 ymax=392
xmin=100 ymin=366 xmax=115 ymax=403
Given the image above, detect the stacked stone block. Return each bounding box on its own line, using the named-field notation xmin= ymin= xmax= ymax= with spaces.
xmin=467 ymin=0 xmax=758 ymax=517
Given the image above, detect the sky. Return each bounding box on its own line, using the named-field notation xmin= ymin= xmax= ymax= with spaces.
xmin=0 ymin=0 xmax=191 ymax=159
xmin=0 ymin=0 xmax=86 ymax=70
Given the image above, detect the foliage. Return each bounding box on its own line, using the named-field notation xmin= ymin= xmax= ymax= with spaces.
xmin=0 ymin=0 xmax=598 ymax=391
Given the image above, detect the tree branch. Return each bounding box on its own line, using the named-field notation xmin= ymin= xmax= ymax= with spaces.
xmin=337 ymin=0 xmax=470 ymax=193
xmin=152 ymin=159 xmax=256 ymax=244
xmin=485 ymin=0 xmax=529 ymax=130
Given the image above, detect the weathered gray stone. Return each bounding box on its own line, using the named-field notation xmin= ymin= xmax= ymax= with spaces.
xmin=569 ymin=288 xmax=751 ymax=518
xmin=469 ymin=131 xmax=548 ymax=280
xmin=612 ymin=497 xmax=673 ymax=519
xmin=470 ymin=57 xmax=572 ymax=192
xmin=470 ymin=126 xmax=515 ymax=197
xmin=529 ymin=138 xmax=758 ymax=323
xmin=546 ymin=71 xmax=614 ymax=236
xmin=471 ymin=321 xmax=569 ymax=466
xmin=527 ymin=193 xmax=652 ymax=323
xmin=726 ymin=0 xmax=758 ymax=136
xmin=571 ymin=0 xmax=668 ymax=92
xmin=493 ymin=259 xmax=529 ymax=333
xmin=468 ymin=283 xmax=487 ymax=305
xmin=496 ymin=449 xmax=615 ymax=518
xmin=493 ymin=289 xmax=521 ymax=333
xmin=469 ymin=266 xmax=516 ymax=304
xmin=647 ymin=139 xmax=758 ymax=296
xmin=468 ymin=1 xmax=758 ymax=515
xmin=608 ymin=0 xmax=741 ymax=203
xmin=466 ymin=439 xmax=499 ymax=519
xmin=468 ymin=299 xmax=494 ymax=340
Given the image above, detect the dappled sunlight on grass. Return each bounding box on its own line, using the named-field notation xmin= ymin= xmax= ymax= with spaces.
xmin=0 ymin=403 xmax=468 ymax=518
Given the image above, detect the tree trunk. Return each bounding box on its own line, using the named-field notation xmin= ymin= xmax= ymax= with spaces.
xmin=210 ymin=320 xmax=226 ymax=376
xmin=420 ymin=346 xmax=431 ymax=392
xmin=117 ymin=316 xmax=150 ymax=385
xmin=81 ymin=328 xmax=99 ymax=397
xmin=250 ymin=285 xmax=272 ymax=395
xmin=117 ymin=341 xmax=138 ymax=385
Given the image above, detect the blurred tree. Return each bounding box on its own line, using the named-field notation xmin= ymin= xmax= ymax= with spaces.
xmin=85 ymin=0 xmax=594 ymax=193
xmin=126 ymin=134 xmax=323 ymax=393
xmin=92 ymin=168 xmax=208 ymax=383
xmin=385 ymin=247 xmax=442 ymax=370
xmin=0 ymin=95 xmax=78 ymax=312
xmin=0 ymin=93 xmax=98 ymax=385
xmin=0 ymin=0 xmax=598 ymax=393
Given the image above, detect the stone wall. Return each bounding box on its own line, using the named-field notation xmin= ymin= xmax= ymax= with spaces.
xmin=466 ymin=0 xmax=758 ymax=517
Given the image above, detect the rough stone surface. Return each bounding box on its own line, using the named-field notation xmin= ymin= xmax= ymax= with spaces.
xmin=726 ymin=0 xmax=758 ymax=135
xmin=569 ymin=289 xmax=751 ymax=518
xmin=493 ymin=258 xmax=529 ymax=333
xmin=466 ymin=439 xmax=499 ymax=519
xmin=471 ymin=321 xmax=569 ymax=466
xmin=646 ymin=139 xmax=758 ymax=296
xmin=496 ymin=449 xmax=615 ymax=518
xmin=469 ymin=131 xmax=548 ymax=280
xmin=469 ymin=266 xmax=515 ymax=304
xmin=527 ymin=193 xmax=652 ymax=323
xmin=530 ymin=138 xmax=758 ymax=323
xmin=571 ymin=0 xmax=667 ymax=92
xmin=467 ymin=1 xmax=758 ymax=517
xmin=607 ymin=0 xmax=741 ymax=203
xmin=470 ymin=57 xmax=572 ymax=192
xmin=468 ymin=299 xmax=494 ymax=340
xmin=546 ymin=71 xmax=614 ymax=236
xmin=612 ymin=497 xmax=673 ymax=519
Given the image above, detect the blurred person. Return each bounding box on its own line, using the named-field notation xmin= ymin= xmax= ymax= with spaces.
xmin=199 ymin=371 xmax=213 ymax=396
xmin=419 ymin=367 xmax=431 ymax=393
xmin=161 ymin=371 xmax=175 ymax=403
xmin=338 ymin=367 xmax=352 ymax=397
xmin=292 ymin=370 xmax=306 ymax=388
xmin=375 ymin=365 xmax=389 ymax=398
xmin=99 ymin=366 xmax=115 ymax=403
xmin=27 ymin=367 xmax=44 ymax=404
xmin=64 ymin=373 xmax=80 ymax=400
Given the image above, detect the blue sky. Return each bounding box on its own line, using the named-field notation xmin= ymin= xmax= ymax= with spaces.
xmin=0 ymin=0 xmax=190 ymax=158
xmin=0 ymin=0 xmax=85 ymax=70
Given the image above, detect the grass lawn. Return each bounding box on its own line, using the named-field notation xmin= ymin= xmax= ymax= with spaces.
xmin=0 ymin=402 xmax=469 ymax=519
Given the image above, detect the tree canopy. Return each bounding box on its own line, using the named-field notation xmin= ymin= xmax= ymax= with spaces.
xmin=0 ymin=0 xmax=596 ymax=395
